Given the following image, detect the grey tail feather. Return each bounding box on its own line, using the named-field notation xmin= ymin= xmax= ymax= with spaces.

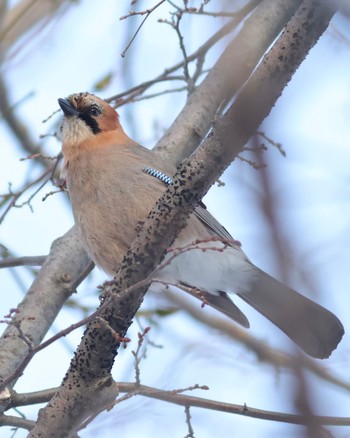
xmin=201 ymin=291 xmax=250 ymax=328
xmin=238 ymin=268 xmax=344 ymax=359
xmin=180 ymin=284 xmax=249 ymax=328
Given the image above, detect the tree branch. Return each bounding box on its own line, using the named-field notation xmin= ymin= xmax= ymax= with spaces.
xmin=0 ymin=0 xmax=70 ymax=52
xmin=0 ymin=255 xmax=46 ymax=269
xmin=0 ymin=227 xmax=91 ymax=395
xmin=0 ymin=414 xmax=34 ymax=431
xmin=116 ymin=382 xmax=350 ymax=426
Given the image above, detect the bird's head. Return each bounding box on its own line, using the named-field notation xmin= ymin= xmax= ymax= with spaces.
xmin=58 ymin=92 xmax=126 ymax=147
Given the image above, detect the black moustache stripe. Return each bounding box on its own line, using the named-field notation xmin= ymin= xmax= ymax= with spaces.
xmin=78 ymin=113 xmax=101 ymax=134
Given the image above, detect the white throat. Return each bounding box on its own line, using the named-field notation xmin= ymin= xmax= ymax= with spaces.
xmin=60 ymin=116 xmax=94 ymax=145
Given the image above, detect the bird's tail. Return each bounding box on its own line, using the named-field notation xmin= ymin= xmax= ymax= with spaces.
xmin=237 ymin=268 xmax=344 ymax=358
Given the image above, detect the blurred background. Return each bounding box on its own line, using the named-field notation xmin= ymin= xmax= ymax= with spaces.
xmin=0 ymin=1 xmax=350 ymax=437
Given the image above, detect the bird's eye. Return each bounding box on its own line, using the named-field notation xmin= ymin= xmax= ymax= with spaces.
xmin=89 ymin=105 xmax=101 ymax=117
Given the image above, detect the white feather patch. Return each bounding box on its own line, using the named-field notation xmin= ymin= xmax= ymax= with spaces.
xmin=60 ymin=116 xmax=94 ymax=145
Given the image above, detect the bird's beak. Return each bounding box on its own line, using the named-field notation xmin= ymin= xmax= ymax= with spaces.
xmin=58 ymin=98 xmax=81 ymax=117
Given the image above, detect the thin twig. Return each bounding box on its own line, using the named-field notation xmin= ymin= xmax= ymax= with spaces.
xmin=236 ymin=153 xmax=266 ymax=170
xmin=0 ymin=168 xmax=51 ymax=224
xmin=257 ymin=130 xmax=286 ymax=156
xmin=117 ymin=382 xmax=350 ymax=426
xmin=115 ymin=84 xmax=188 ymax=107
xmin=159 ymin=11 xmax=193 ymax=90
xmin=132 ymin=86 xmax=188 ymax=102
xmin=0 ymin=154 xmax=62 ymax=223
xmin=95 ymin=316 xmax=131 ymax=344
xmin=0 ymin=255 xmax=46 ymax=269
xmin=120 ymin=0 xmax=166 ymax=19
xmin=108 ymin=6 xmax=256 ymax=106
xmin=132 ymin=327 xmax=151 ymax=386
xmin=184 ymin=405 xmax=195 ymax=438
xmin=120 ymin=0 xmax=166 ymax=57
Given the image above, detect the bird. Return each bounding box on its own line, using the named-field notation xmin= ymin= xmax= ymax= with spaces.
xmin=58 ymin=92 xmax=344 ymax=359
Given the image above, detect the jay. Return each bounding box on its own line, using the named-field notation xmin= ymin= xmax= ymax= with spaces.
xmin=58 ymin=92 xmax=344 ymax=359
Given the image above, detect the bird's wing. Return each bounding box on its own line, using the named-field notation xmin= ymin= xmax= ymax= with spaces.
xmin=178 ymin=204 xmax=249 ymax=327
xmin=194 ymin=203 xmax=240 ymax=246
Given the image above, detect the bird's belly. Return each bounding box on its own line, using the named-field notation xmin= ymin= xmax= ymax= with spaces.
xmin=155 ymin=234 xmax=257 ymax=295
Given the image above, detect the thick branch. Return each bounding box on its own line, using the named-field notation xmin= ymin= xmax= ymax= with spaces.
xmin=29 ymin=2 xmax=337 ymax=436
xmin=0 ymin=0 xmax=69 ymax=51
xmin=0 ymin=228 xmax=91 ymax=396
